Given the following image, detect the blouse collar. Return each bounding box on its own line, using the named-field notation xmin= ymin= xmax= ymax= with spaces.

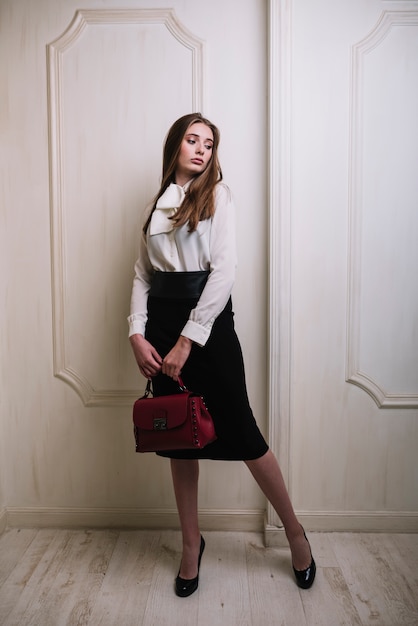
xmin=149 ymin=183 xmax=188 ymax=235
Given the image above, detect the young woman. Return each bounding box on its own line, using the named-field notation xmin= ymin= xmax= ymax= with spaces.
xmin=128 ymin=113 xmax=316 ymax=597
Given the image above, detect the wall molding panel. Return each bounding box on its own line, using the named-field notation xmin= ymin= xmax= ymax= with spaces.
xmin=47 ymin=10 xmax=205 ymax=406
xmin=346 ymin=10 xmax=418 ymax=408
xmin=48 ymin=9 xmax=205 ymax=107
xmin=266 ymin=0 xmax=292 ymax=532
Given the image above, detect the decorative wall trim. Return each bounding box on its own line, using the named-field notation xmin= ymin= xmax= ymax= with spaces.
xmin=267 ymin=0 xmax=292 ymax=529
xmin=48 ymin=9 xmax=204 ymax=108
xmin=346 ymin=10 xmax=418 ymax=408
xmin=47 ymin=10 xmax=204 ymax=406
xmin=346 ymin=372 xmax=418 ymax=409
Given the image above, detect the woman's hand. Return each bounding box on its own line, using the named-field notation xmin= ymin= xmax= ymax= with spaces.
xmin=129 ymin=334 xmax=163 ymax=379
xmin=162 ymin=335 xmax=193 ymax=381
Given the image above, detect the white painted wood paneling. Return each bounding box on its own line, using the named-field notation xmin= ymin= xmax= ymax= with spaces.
xmin=286 ymin=0 xmax=418 ymax=528
xmin=48 ymin=9 xmax=204 ymax=406
xmin=347 ymin=10 xmax=418 ymax=407
xmin=1 ymin=0 xmax=417 ymax=535
xmin=0 ymin=0 xmax=266 ymax=526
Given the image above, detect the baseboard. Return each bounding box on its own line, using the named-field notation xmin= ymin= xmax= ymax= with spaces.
xmin=0 ymin=508 xmax=7 ymax=535
xmin=264 ymin=511 xmax=418 ymax=546
xmin=4 ymin=507 xmax=418 ymax=537
xmin=5 ymin=507 xmax=265 ymax=532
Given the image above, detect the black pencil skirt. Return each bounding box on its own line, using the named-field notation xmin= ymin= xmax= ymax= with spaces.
xmin=144 ymin=289 xmax=269 ymax=461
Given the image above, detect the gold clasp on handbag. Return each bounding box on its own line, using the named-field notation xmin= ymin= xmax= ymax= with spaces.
xmin=153 ymin=417 xmax=167 ymax=430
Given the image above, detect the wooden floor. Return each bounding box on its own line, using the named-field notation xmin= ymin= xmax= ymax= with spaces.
xmin=0 ymin=529 xmax=417 ymax=626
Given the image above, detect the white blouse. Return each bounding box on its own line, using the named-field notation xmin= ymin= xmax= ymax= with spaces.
xmin=128 ymin=182 xmax=237 ymax=346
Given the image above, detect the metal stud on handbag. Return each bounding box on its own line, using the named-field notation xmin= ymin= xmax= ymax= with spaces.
xmin=133 ymin=377 xmax=217 ymax=453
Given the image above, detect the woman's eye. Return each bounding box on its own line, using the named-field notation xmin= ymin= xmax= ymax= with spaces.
xmin=205 ymin=144 xmax=213 ymax=150
xmin=187 ymin=139 xmax=196 ymax=145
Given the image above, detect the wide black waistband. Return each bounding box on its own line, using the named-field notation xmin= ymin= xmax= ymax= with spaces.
xmin=149 ymin=271 xmax=210 ymax=299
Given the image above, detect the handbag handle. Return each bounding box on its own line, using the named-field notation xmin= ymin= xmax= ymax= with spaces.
xmin=144 ymin=376 xmax=188 ymax=397
xmin=177 ymin=376 xmax=187 ymax=391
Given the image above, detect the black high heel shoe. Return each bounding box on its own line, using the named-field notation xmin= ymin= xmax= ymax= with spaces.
xmin=292 ymin=528 xmax=316 ymax=589
xmin=175 ymin=536 xmax=205 ymax=597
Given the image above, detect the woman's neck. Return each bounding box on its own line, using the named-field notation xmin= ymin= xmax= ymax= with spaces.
xmin=174 ymin=174 xmax=194 ymax=188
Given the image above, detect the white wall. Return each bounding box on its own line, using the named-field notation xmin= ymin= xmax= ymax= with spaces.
xmin=0 ymin=0 xmax=267 ymax=530
xmin=1 ymin=0 xmax=417 ymax=535
xmin=275 ymin=0 xmax=418 ymax=533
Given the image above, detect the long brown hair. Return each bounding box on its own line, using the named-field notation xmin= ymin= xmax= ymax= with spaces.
xmin=143 ymin=113 xmax=222 ymax=234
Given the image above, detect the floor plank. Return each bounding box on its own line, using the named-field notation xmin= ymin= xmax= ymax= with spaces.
xmin=197 ymin=532 xmax=252 ymax=625
xmin=245 ymin=534 xmax=306 ymax=625
xmin=297 ymin=533 xmax=364 ymax=626
xmin=327 ymin=533 xmax=418 ymax=626
xmin=0 ymin=529 xmax=55 ymax=622
xmin=88 ymin=530 xmax=160 ymax=626
xmin=142 ymin=531 xmax=198 ymax=626
xmin=1 ymin=530 xmax=118 ymax=626
xmin=0 ymin=529 xmax=38 ymax=587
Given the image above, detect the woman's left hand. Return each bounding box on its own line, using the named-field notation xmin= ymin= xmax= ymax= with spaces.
xmin=162 ymin=335 xmax=193 ymax=380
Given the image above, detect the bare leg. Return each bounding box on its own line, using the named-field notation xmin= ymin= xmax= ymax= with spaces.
xmin=170 ymin=458 xmax=202 ymax=579
xmin=245 ymin=449 xmax=312 ymax=570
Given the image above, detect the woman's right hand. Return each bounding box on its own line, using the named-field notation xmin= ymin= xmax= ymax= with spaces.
xmin=129 ymin=334 xmax=163 ymax=379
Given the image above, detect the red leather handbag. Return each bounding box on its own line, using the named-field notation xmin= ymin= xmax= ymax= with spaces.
xmin=133 ymin=377 xmax=217 ymax=453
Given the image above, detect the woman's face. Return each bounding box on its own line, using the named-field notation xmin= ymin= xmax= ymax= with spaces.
xmin=175 ymin=122 xmax=214 ymax=186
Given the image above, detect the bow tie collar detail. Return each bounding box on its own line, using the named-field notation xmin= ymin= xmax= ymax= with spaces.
xmin=149 ymin=184 xmax=186 ymax=236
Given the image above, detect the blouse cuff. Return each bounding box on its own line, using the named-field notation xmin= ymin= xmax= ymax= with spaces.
xmin=181 ymin=319 xmax=214 ymax=347
xmin=127 ymin=314 xmax=146 ymax=338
